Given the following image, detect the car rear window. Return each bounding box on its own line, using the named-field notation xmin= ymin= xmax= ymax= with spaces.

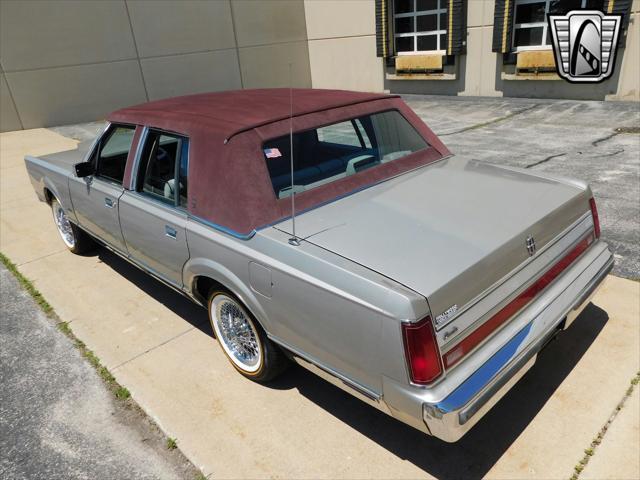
xmin=262 ymin=110 xmax=429 ymax=199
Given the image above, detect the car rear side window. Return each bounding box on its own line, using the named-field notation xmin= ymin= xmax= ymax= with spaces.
xmin=262 ymin=110 xmax=428 ymax=199
xmin=94 ymin=125 xmax=135 ymax=185
xmin=136 ymin=129 xmax=189 ymax=207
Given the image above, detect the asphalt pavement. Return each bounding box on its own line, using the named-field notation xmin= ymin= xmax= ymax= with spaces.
xmin=0 ymin=265 xmax=199 ymax=480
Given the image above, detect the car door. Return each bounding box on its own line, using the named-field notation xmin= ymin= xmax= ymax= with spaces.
xmin=118 ymin=129 xmax=190 ymax=287
xmin=68 ymin=124 xmax=135 ymax=253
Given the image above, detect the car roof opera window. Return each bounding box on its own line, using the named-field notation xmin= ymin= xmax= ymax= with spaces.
xmin=94 ymin=124 xmax=136 ymax=185
xmin=262 ymin=110 xmax=429 ymax=199
xmin=136 ymin=129 xmax=189 ymax=208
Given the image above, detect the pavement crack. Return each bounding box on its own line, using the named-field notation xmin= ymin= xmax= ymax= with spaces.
xmin=598 ymin=148 xmax=624 ymax=157
xmin=17 ymin=249 xmax=67 ymax=267
xmin=525 ymin=152 xmax=566 ymax=169
xmin=592 ymin=132 xmax=619 ymax=146
xmin=439 ymin=104 xmax=540 ymax=136
xmin=111 ymin=327 xmax=194 ymax=371
xmin=592 ymin=126 xmax=640 ymax=146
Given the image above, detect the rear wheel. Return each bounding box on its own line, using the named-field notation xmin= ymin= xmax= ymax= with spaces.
xmin=208 ymin=290 xmax=287 ymax=382
xmin=51 ymin=198 xmax=95 ymax=254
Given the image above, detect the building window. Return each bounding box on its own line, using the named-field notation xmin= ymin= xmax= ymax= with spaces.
xmin=512 ymin=0 xmax=606 ymax=50
xmin=394 ymin=0 xmax=448 ymax=54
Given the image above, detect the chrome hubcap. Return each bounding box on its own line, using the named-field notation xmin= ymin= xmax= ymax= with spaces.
xmin=53 ymin=203 xmax=75 ymax=248
xmin=211 ymin=295 xmax=262 ymax=372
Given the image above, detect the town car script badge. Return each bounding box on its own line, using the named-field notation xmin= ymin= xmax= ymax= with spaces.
xmin=548 ymin=9 xmax=622 ymax=83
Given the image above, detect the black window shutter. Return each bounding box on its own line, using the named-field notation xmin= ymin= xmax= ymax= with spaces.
xmin=445 ymin=0 xmax=468 ymax=55
xmin=492 ymin=0 xmax=515 ymax=53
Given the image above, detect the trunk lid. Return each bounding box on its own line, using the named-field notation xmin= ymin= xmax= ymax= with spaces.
xmin=275 ymin=156 xmax=590 ymax=327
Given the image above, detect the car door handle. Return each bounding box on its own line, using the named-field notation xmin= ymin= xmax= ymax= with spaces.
xmin=165 ymin=225 xmax=177 ymax=239
xmin=104 ymin=197 xmax=115 ymax=209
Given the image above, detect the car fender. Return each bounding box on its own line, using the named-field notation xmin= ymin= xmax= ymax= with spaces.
xmin=183 ymin=257 xmax=273 ymax=332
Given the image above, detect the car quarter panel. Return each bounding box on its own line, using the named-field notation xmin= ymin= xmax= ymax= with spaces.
xmin=24 ymin=155 xmax=73 ymax=211
xmin=184 ymin=219 xmax=428 ymax=394
xmin=24 ymin=141 xmax=92 ymax=219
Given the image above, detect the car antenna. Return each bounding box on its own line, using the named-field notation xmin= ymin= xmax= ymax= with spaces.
xmin=288 ymin=63 xmax=300 ymax=247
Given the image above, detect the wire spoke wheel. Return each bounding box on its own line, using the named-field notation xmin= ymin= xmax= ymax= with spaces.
xmin=210 ymin=294 xmax=263 ymax=373
xmin=52 ymin=201 xmax=75 ymax=248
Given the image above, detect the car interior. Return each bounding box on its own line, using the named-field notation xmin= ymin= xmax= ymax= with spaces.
xmin=139 ymin=133 xmax=184 ymax=205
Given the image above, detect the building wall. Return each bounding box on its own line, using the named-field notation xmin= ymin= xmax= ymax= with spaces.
xmin=0 ymin=0 xmax=312 ymax=131
xmin=607 ymin=0 xmax=640 ymax=101
xmin=1 ymin=0 xmax=636 ymax=132
xmin=460 ymin=0 xmax=502 ymax=97
xmin=304 ymin=0 xmax=383 ymax=92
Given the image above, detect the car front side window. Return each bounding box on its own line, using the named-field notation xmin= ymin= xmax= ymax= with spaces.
xmin=94 ymin=125 xmax=135 ymax=185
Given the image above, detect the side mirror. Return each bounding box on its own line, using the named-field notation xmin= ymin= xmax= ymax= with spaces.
xmin=74 ymin=161 xmax=95 ymax=178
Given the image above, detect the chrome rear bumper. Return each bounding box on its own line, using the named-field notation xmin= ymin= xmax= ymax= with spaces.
xmin=383 ymin=242 xmax=613 ymax=442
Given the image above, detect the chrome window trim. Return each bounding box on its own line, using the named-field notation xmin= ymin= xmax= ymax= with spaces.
xmin=82 ymin=121 xmax=111 ymax=164
xmin=129 ymin=126 xmax=149 ymax=190
xmin=123 ymin=190 xmax=189 ymax=218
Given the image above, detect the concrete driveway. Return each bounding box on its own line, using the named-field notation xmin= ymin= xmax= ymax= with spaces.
xmin=1 ymin=98 xmax=639 ymax=479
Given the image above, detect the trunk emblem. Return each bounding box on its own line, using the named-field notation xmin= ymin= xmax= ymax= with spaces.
xmin=526 ymin=235 xmax=537 ymax=256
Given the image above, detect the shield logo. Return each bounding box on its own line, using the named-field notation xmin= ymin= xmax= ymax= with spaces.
xmin=548 ymin=10 xmax=623 ymax=83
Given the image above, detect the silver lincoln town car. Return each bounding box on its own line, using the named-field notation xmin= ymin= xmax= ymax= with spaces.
xmin=25 ymin=89 xmax=613 ymax=441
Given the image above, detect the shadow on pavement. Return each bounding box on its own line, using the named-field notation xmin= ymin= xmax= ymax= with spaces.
xmin=95 ymin=245 xmax=608 ymax=479
xmin=96 ymin=248 xmax=211 ymax=336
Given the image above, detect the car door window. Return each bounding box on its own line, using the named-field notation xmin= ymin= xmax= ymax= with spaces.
xmin=95 ymin=125 xmax=135 ymax=185
xmin=137 ymin=130 xmax=188 ymax=207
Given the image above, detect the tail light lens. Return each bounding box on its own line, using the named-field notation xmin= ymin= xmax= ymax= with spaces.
xmin=589 ymin=197 xmax=601 ymax=238
xmin=402 ymin=316 xmax=443 ymax=385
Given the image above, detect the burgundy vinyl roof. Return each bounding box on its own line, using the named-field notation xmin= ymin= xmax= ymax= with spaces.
xmin=108 ymin=89 xmax=450 ymax=238
xmin=110 ymin=88 xmax=397 ymax=142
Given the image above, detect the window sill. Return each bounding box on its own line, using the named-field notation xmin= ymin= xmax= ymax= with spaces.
xmin=501 ymin=72 xmax=561 ymax=81
xmin=386 ymin=72 xmax=456 ymax=81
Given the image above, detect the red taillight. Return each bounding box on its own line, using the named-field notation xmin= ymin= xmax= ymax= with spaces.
xmin=589 ymin=197 xmax=601 ymax=238
xmin=402 ymin=316 xmax=443 ymax=384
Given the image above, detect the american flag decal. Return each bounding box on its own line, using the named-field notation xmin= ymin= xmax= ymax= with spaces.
xmin=264 ymin=148 xmax=282 ymax=159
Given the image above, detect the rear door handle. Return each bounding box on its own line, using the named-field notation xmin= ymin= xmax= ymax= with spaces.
xmin=165 ymin=225 xmax=177 ymax=239
xmin=104 ymin=197 xmax=115 ymax=208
